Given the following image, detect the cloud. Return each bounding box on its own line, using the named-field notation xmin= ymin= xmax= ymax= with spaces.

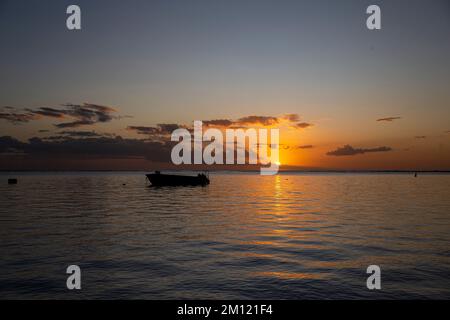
xmin=0 ymin=136 xmax=27 ymax=153
xmin=2 ymin=107 xmax=311 ymax=134
xmin=55 ymin=120 xmax=95 ymax=128
xmin=376 ymin=117 xmax=401 ymax=122
xmin=29 ymin=107 xmax=66 ymax=118
xmin=127 ymin=114 xmax=309 ymax=138
xmin=41 ymin=135 xmax=70 ymax=141
xmin=0 ymin=135 xmax=172 ymax=162
xmin=236 ymin=115 xmax=279 ymax=126
xmin=157 ymin=123 xmax=185 ymax=134
xmin=53 ymin=103 xmax=117 ymax=128
xmin=127 ymin=126 xmax=160 ymax=135
xmin=202 ymin=113 xmax=312 ymax=130
xmin=0 ymin=106 xmax=39 ymax=124
xmin=127 ymin=123 xmax=185 ymax=136
xmin=59 ymin=131 xmax=106 ymax=138
xmin=40 ymin=131 xmax=112 ymax=141
xmin=327 ymin=145 xmax=392 ymax=156
xmin=268 ymin=143 xmax=313 ymax=150
xmin=283 ymin=114 xmax=301 ymax=122
xmin=295 ymin=122 xmax=313 ymax=129
xmin=1 ymin=103 xmax=119 ymax=128
xmin=415 ymin=136 xmax=426 ymax=139
xmin=0 ymin=112 xmax=38 ymax=123
xmin=203 ymin=119 xmax=234 ymax=127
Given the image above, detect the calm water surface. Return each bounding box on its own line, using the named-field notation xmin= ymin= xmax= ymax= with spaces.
xmin=1 ymin=172 xmax=450 ymax=299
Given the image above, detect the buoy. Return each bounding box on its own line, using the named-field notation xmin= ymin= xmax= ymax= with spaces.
xmin=8 ymin=178 xmax=18 ymax=184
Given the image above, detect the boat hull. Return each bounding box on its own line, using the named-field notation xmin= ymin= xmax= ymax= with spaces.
xmin=146 ymin=173 xmax=209 ymax=186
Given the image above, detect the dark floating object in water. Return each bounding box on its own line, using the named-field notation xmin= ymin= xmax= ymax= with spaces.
xmin=146 ymin=171 xmax=210 ymax=187
xmin=8 ymin=178 xmax=18 ymax=184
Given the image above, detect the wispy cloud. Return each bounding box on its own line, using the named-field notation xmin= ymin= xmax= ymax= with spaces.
xmin=297 ymin=144 xmax=314 ymax=149
xmin=0 ymin=106 xmax=39 ymax=124
xmin=29 ymin=107 xmax=67 ymax=118
xmin=1 ymin=103 xmax=119 ymax=128
xmin=203 ymin=119 xmax=234 ymax=127
xmin=127 ymin=126 xmax=160 ymax=135
xmin=327 ymin=145 xmax=392 ymax=156
xmin=202 ymin=113 xmax=313 ymax=130
xmin=294 ymin=122 xmax=313 ymax=129
xmin=157 ymin=123 xmax=185 ymax=134
xmin=283 ymin=114 xmax=301 ymax=122
xmin=59 ymin=131 xmax=107 ymax=138
xmin=127 ymin=123 xmax=186 ymax=136
xmin=52 ymin=103 xmax=117 ymax=128
xmin=275 ymin=144 xmax=314 ymax=150
xmin=376 ymin=116 xmax=401 ymax=122
xmin=236 ymin=115 xmax=279 ymax=126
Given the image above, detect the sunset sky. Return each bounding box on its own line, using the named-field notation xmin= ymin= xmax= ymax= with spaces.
xmin=1 ymin=0 xmax=450 ymax=170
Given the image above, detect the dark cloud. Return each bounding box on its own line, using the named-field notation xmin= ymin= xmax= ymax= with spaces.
xmin=127 ymin=126 xmax=160 ymax=135
xmin=298 ymin=145 xmax=314 ymax=149
xmin=0 ymin=135 xmax=172 ymax=162
xmin=0 ymin=112 xmax=38 ymax=123
xmin=42 ymin=131 xmax=112 ymax=140
xmin=0 ymin=136 xmax=27 ymax=153
xmin=29 ymin=107 xmax=66 ymax=118
xmin=157 ymin=123 xmax=184 ymax=134
xmin=0 ymin=106 xmax=39 ymax=124
xmin=280 ymin=144 xmax=314 ymax=150
xmin=1 ymin=103 xmax=119 ymax=128
xmin=295 ymin=122 xmax=313 ymax=129
xmin=202 ymin=114 xmax=311 ymax=130
xmin=283 ymin=114 xmax=301 ymax=122
xmin=41 ymin=135 xmax=69 ymax=141
xmin=52 ymin=103 xmax=117 ymax=128
xmin=203 ymin=119 xmax=234 ymax=127
xmin=55 ymin=120 xmax=95 ymax=128
xmin=236 ymin=115 xmax=279 ymax=126
xmin=283 ymin=114 xmax=314 ymax=130
xmin=327 ymin=145 xmax=392 ymax=156
xmin=59 ymin=131 xmax=105 ymax=138
xmin=127 ymin=123 xmax=186 ymax=136
xmin=376 ymin=117 xmax=401 ymax=122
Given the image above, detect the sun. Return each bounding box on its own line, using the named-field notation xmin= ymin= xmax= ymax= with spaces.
xmin=275 ymin=161 xmax=281 ymax=166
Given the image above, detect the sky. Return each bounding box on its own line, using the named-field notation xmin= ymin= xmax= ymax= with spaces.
xmin=1 ymin=0 xmax=450 ymax=170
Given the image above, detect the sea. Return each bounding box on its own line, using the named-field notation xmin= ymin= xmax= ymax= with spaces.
xmin=1 ymin=172 xmax=449 ymax=299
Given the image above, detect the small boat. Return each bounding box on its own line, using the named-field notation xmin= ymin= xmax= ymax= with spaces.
xmin=146 ymin=171 xmax=210 ymax=187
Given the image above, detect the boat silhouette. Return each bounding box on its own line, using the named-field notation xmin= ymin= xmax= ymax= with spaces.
xmin=146 ymin=171 xmax=210 ymax=186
